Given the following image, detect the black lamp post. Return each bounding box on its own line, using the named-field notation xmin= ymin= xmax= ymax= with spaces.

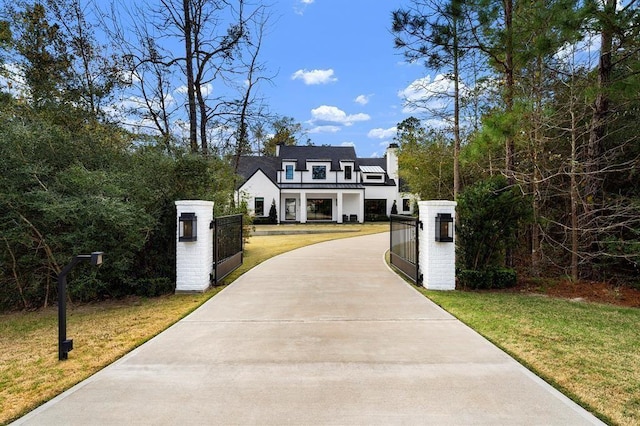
xmin=57 ymin=252 xmax=104 ymax=360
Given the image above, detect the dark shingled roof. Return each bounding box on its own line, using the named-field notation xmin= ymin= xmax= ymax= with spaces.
xmin=236 ymin=155 xmax=279 ymax=189
xmin=278 ymin=145 xmax=357 ymax=171
xmin=357 ymin=157 xmax=396 ymax=186
xmin=236 ymin=145 xmax=396 ymax=188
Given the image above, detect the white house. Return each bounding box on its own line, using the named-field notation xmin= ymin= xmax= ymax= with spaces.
xmin=236 ymin=144 xmax=415 ymax=223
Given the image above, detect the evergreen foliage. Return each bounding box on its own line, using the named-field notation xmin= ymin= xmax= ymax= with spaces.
xmin=456 ymin=176 xmax=531 ymax=271
xmin=268 ymin=199 xmax=277 ymax=224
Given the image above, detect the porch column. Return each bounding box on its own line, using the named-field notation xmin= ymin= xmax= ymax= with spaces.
xmin=358 ymin=191 xmax=364 ymax=223
xmin=300 ymin=191 xmax=307 ymax=223
xmin=337 ymin=193 xmax=344 ymax=223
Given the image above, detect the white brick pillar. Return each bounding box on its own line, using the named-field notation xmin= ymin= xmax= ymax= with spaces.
xmin=419 ymin=200 xmax=457 ymax=290
xmin=175 ymin=200 xmax=214 ymax=293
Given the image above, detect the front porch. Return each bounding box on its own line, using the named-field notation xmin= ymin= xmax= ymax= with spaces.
xmin=280 ymin=188 xmax=364 ymax=224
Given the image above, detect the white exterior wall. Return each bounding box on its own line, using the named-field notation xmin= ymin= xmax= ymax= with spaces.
xmin=342 ymin=193 xmax=361 ymax=221
xmin=399 ymin=193 xmax=418 ymax=215
xmin=386 ymin=146 xmax=399 ymax=181
xmin=365 ymin=185 xmax=399 ymax=216
xmin=175 ymin=200 xmax=214 ymax=293
xmin=238 ymin=171 xmax=279 ymax=218
xmin=337 ymin=161 xmax=357 ymax=183
xmin=418 ymin=200 xmax=457 ymax=290
xmin=281 ymin=161 xmax=300 ymax=183
xmin=238 ymin=145 xmax=408 ymax=224
xmin=300 ymin=161 xmax=333 ymax=183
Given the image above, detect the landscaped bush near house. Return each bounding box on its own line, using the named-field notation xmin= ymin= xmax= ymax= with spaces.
xmin=252 ymin=217 xmax=271 ymax=225
xmin=268 ymin=199 xmax=278 ymax=224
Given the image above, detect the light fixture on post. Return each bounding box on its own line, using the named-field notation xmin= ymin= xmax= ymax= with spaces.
xmin=179 ymin=212 xmax=197 ymax=242
xmin=57 ymin=252 xmax=104 ymax=360
xmin=435 ymin=213 xmax=454 ymax=242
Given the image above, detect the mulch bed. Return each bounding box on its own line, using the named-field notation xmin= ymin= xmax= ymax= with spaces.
xmin=511 ymin=279 xmax=640 ymax=308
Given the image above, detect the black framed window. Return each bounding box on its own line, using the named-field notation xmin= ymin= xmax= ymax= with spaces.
xmin=402 ymin=198 xmax=410 ymax=212
xmin=365 ymin=199 xmax=387 ymax=221
xmin=285 ymin=165 xmax=293 ymax=180
xmin=312 ymin=166 xmax=326 ymax=180
xmin=306 ymin=199 xmax=332 ymax=221
xmin=255 ymin=197 xmax=264 ymax=216
xmin=344 ymin=165 xmax=352 ymax=179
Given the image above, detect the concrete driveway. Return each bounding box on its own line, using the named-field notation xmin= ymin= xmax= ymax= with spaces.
xmin=14 ymin=232 xmax=604 ymax=425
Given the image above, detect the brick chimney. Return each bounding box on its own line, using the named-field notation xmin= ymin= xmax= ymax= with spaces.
xmin=386 ymin=143 xmax=399 ymax=181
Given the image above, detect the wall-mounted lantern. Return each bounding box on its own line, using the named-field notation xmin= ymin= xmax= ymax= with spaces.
xmin=435 ymin=213 xmax=454 ymax=242
xmin=179 ymin=212 xmax=197 ymax=242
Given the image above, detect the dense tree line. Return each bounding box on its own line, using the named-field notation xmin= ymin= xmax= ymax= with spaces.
xmin=0 ymin=0 xmax=295 ymax=310
xmin=393 ymin=0 xmax=640 ymax=284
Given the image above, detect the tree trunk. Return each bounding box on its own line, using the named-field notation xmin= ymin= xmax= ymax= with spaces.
xmin=586 ymin=0 xmax=614 ymax=212
xmin=183 ymin=0 xmax=198 ymax=153
xmin=570 ymin=109 xmax=579 ymax=281
xmin=503 ymin=0 xmax=515 ymax=186
xmin=453 ymin=16 xmax=461 ymax=200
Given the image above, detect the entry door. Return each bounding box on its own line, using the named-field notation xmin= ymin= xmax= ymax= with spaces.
xmin=285 ymin=198 xmax=296 ymax=221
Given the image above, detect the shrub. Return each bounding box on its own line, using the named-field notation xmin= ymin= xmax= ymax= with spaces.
xmin=492 ymin=268 xmax=517 ymax=289
xmin=457 ymin=268 xmax=517 ymax=290
xmin=457 ymin=176 xmax=531 ymax=271
xmin=458 ymin=270 xmax=492 ymax=289
xmin=268 ymin=199 xmax=278 ymax=224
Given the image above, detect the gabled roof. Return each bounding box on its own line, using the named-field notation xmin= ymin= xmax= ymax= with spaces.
xmin=236 ymin=155 xmax=279 ymax=189
xmin=236 ymin=145 xmax=396 ymax=188
xmin=278 ymin=145 xmax=357 ymax=171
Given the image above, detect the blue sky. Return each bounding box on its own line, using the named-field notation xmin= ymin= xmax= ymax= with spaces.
xmin=259 ymin=0 xmax=425 ymax=157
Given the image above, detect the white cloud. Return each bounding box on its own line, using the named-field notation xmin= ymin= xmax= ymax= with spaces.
xmin=175 ymin=83 xmax=213 ymax=96
xmin=310 ymin=105 xmax=370 ymax=126
xmin=354 ymin=94 xmax=372 ymax=105
xmin=555 ymin=33 xmax=600 ymax=69
xmin=341 ymin=141 xmax=356 ymax=147
xmin=291 ymin=69 xmax=337 ymax=85
xmin=398 ymin=74 xmax=457 ymax=114
xmin=294 ymin=0 xmax=314 ymax=15
xmin=368 ymin=127 xmax=397 ymax=139
xmin=309 ymin=125 xmax=341 ymax=134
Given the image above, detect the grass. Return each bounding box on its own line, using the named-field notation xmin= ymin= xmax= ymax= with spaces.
xmin=0 ymin=223 xmax=387 ymax=425
xmin=420 ymin=289 xmax=640 ymax=426
xmin=3 ymin=224 xmax=638 ymax=424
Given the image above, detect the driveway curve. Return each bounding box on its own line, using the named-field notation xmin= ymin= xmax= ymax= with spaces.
xmin=14 ymin=232 xmax=603 ymax=425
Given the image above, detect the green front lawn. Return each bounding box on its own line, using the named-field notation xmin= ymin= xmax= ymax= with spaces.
xmin=421 ymin=289 xmax=640 ymax=426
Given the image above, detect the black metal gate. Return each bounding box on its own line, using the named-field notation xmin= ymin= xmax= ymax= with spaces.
xmin=390 ymin=214 xmax=421 ymax=284
xmin=212 ymin=214 xmax=243 ymax=285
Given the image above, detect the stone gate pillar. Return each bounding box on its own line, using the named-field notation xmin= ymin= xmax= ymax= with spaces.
xmin=175 ymin=200 xmax=214 ymax=293
xmin=418 ymin=200 xmax=457 ymax=290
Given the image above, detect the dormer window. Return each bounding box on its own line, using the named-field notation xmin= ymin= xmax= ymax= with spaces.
xmin=312 ymin=165 xmax=326 ymax=180
xmin=344 ymin=165 xmax=352 ymax=180
xmin=285 ymin=165 xmax=293 ymax=180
